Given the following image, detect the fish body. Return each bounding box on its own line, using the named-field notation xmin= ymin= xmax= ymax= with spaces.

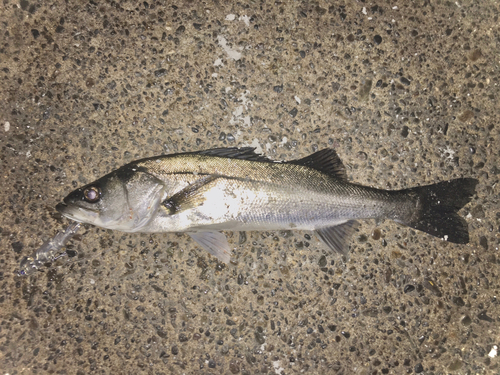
xmin=56 ymin=148 xmax=478 ymax=263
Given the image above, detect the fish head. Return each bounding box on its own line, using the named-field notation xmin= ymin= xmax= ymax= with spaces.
xmin=56 ymin=166 xmax=165 ymax=231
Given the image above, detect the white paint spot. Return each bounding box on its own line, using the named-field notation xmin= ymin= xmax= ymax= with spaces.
xmin=280 ymin=136 xmax=288 ymax=146
xmin=229 ymin=90 xmax=252 ymax=127
xmin=392 ymin=6 xmax=398 ymax=9
xmin=90 ymin=279 xmax=95 ymax=284
xmin=362 ymin=7 xmax=367 ymax=15
xmin=4 ymin=121 xmax=10 ymax=132
xmin=244 ymin=138 xmax=263 ymax=154
xmin=294 ymin=96 xmax=301 ymax=104
xmin=214 ymin=58 xmax=224 ymax=67
xmin=273 ymin=360 xmax=284 ymax=374
xmin=239 ymin=15 xmax=251 ymax=26
xmin=225 ymin=14 xmax=236 ymax=21
xmin=439 ymin=145 xmax=456 ymax=162
xmin=489 ymin=345 xmax=498 ymax=358
xmin=443 ymin=235 xmax=448 ymax=241
xmin=217 ymin=35 xmax=242 ymax=61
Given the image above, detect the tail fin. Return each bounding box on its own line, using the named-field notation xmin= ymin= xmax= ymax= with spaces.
xmin=396 ymin=178 xmax=478 ymax=244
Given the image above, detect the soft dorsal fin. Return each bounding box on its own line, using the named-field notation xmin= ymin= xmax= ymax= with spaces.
xmin=289 ymin=149 xmax=347 ymax=180
xmin=194 ymin=147 xmax=274 ymax=163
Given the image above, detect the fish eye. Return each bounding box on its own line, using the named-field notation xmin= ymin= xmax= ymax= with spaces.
xmin=83 ymin=186 xmax=101 ymax=203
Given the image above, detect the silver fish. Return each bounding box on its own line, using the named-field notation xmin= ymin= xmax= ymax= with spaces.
xmin=55 ymin=148 xmax=478 ymax=263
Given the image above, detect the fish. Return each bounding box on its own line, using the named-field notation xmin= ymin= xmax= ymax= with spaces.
xmin=55 ymin=147 xmax=478 ymax=263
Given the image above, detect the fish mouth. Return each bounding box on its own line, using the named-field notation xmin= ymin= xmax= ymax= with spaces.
xmin=55 ymin=202 xmax=68 ymax=213
xmin=56 ymin=202 xmax=99 ymax=223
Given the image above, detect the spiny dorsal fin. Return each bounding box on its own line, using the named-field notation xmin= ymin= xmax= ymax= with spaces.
xmin=195 ymin=147 xmax=274 ymax=163
xmin=289 ymin=149 xmax=347 ymax=180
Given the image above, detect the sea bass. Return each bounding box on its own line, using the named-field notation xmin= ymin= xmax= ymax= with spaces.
xmin=56 ymin=148 xmax=478 ymax=263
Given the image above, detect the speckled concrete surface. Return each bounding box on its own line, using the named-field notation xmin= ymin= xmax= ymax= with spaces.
xmin=1 ymin=1 xmax=499 ymax=374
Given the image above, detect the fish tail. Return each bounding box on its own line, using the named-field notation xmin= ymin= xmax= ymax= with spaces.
xmin=395 ymin=178 xmax=478 ymax=244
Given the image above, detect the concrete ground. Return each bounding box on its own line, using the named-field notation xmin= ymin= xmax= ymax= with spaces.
xmin=1 ymin=1 xmax=499 ymax=374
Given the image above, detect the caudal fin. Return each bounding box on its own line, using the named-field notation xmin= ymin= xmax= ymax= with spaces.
xmin=396 ymin=178 xmax=478 ymax=244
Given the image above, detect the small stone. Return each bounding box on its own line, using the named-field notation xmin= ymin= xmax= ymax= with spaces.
xmin=471 ymin=205 xmax=485 ymax=218
xmin=318 ymin=255 xmax=327 ymax=267
xmin=373 ymin=35 xmax=382 ymax=44
xmin=371 ymin=228 xmax=381 ymax=240
xmin=414 ymin=363 xmax=424 ymax=373
xmin=400 ymin=77 xmax=411 ymax=86
xmin=154 ymin=69 xmax=167 ymax=78
xmin=458 ymin=110 xmax=474 ymax=122
xmin=461 ymin=315 xmax=472 ymax=326
xmin=229 ymin=360 xmax=240 ymax=374
xmin=359 ymin=79 xmax=372 ymax=101
xmin=448 ymin=360 xmax=462 ymax=371
xmin=11 ymin=241 xmax=23 ymax=253
xmin=255 ymin=327 xmax=266 ymax=344
xmin=469 ymin=49 xmax=482 ymax=62
xmin=478 ymin=311 xmax=494 ymax=322
xmin=479 ymin=236 xmax=488 ymax=249
xmin=404 ymin=285 xmax=415 ymax=294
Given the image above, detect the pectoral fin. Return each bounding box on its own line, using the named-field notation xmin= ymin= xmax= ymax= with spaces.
xmin=162 ymin=175 xmax=219 ymax=215
xmin=188 ymin=231 xmax=231 ymax=263
xmin=315 ymin=220 xmax=360 ymax=255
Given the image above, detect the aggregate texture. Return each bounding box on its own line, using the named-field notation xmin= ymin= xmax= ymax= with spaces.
xmin=1 ymin=1 xmax=499 ymax=374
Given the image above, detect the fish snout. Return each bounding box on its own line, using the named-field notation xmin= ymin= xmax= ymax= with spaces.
xmin=55 ymin=202 xmax=68 ymax=213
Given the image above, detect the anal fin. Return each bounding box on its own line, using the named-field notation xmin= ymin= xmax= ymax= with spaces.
xmin=188 ymin=231 xmax=231 ymax=264
xmin=315 ymin=220 xmax=360 ymax=255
